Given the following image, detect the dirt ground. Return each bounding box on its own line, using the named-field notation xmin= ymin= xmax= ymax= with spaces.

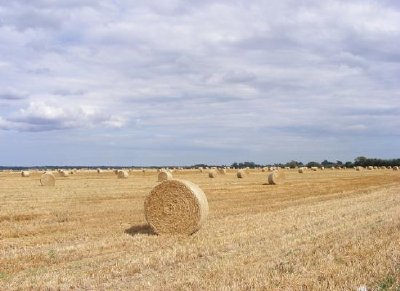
xmin=1 ymin=168 xmax=399 ymax=290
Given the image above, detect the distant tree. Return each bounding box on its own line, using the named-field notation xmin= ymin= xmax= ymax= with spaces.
xmin=306 ymin=161 xmax=321 ymax=168
xmin=285 ymin=160 xmax=302 ymax=168
xmin=321 ymin=160 xmax=335 ymax=167
xmin=344 ymin=161 xmax=353 ymax=168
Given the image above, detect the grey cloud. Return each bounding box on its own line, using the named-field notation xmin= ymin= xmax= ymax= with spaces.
xmin=0 ymin=0 xmax=399 ymax=164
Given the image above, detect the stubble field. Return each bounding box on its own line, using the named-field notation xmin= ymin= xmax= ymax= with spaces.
xmin=0 ymin=169 xmax=399 ymax=290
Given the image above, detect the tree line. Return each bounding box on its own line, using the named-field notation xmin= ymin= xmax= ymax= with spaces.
xmin=229 ymin=156 xmax=400 ymax=169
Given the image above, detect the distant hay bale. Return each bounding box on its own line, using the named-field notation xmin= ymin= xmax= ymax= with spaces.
xmin=320 ymin=167 xmax=325 ymax=170
xmin=393 ymin=166 xmax=399 ymax=171
xmin=117 ymin=170 xmax=129 ymax=179
xmin=208 ymin=170 xmax=217 ymax=178
xmin=158 ymin=170 xmax=173 ymax=182
xmin=97 ymin=168 xmax=102 ymax=174
xmin=268 ymin=170 xmax=286 ymax=185
xmin=217 ymin=168 xmax=226 ymax=175
xmin=114 ymin=169 xmax=119 ymax=175
xmin=368 ymin=166 xmax=373 ymax=170
xmin=261 ymin=167 xmax=267 ymax=172
xmin=298 ymin=167 xmax=305 ymax=173
xmin=311 ymin=167 xmax=318 ymax=171
xmin=237 ymin=169 xmax=245 ymax=178
xmin=144 ymin=179 xmax=209 ymax=235
xmin=40 ymin=172 xmax=55 ymax=186
xmin=21 ymin=171 xmax=30 ymax=177
xmin=59 ymin=170 xmax=69 ymax=177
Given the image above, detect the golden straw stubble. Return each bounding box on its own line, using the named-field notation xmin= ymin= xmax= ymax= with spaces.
xmin=144 ymin=179 xmax=209 ymax=235
xmin=40 ymin=172 xmax=56 ymax=186
xmin=268 ymin=170 xmax=286 ymax=185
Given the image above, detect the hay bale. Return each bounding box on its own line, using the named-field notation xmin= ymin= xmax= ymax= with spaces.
xmin=21 ymin=171 xmax=30 ymax=177
xmin=237 ymin=169 xmax=245 ymax=178
xmin=40 ymin=172 xmax=55 ymax=186
xmin=208 ymin=170 xmax=217 ymax=178
xmin=311 ymin=167 xmax=318 ymax=171
xmin=118 ymin=170 xmax=129 ymax=179
xmin=298 ymin=167 xmax=305 ymax=173
xmin=144 ymin=179 xmax=209 ymax=235
xmin=218 ymin=168 xmax=226 ymax=175
xmin=59 ymin=170 xmax=69 ymax=177
xmin=393 ymin=166 xmax=399 ymax=171
xmin=268 ymin=170 xmax=285 ymax=185
xmin=97 ymin=168 xmax=102 ymax=174
xmin=158 ymin=170 xmax=173 ymax=182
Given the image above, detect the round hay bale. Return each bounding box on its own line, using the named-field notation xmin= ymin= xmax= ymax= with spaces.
xmin=118 ymin=170 xmax=129 ymax=179
xmin=298 ymin=168 xmax=305 ymax=173
xmin=268 ymin=170 xmax=286 ymax=185
xmin=97 ymin=168 xmax=102 ymax=174
xmin=208 ymin=170 xmax=217 ymax=178
xmin=21 ymin=171 xmax=30 ymax=177
xmin=217 ymin=168 xmax=226 ymax=175
xmin=237 ymin=169 xmax=245 ymax=178
xmin=59 ymin=170 xmax=69 ymax=177
xmin=40 ymin=172 xmax=55 ymax=186
xmin=393 ymin=166 xmax=399 ymax=171
xmin=158 ymin=170 xmax=173 ymax=182
xmin=144 ymin=179 xmax=209 ymax=235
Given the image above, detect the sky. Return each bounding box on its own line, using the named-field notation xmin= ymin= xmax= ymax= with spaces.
xmin=0 ymin=0 xmax=399 ymax=166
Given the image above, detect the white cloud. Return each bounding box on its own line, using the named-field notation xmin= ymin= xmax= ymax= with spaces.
xmin=3 ymin=102 xmax=129 ymax=131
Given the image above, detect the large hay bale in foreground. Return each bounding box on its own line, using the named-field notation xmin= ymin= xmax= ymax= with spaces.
xmin=144 ymin=179 xmax=209 ymax=235
xmin=268 ymin=170 xmax=286 ymax=185
xmin=21 ymin=171 xmax=30 ymax=177
xmin=40 ymin=172 xmax=55 ymax=186
xmin=158 ymin=170 xmax=173 ymax=182
xmin=237 ymin=170 xmax=245 ymax=178
xmin=118 ymin=170 xmax=129 ymax=179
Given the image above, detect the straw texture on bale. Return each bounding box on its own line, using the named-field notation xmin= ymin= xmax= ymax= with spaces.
xmin=237 ymin=170 xmax=245 ymax=178
xmin=268 ymin=170 xmax=286 ymax=185
xmin=118 ymin=170 xmax=129 ymax=179
xmin=40 ymin=172 xmax=55 ymax=186
xmin=144 ymin=179 xmax=209 ymax=235
xmin=21 ymin=171 xmax=30 ymax=177
xmin=158 ymin=170 xmax=173 ymax=182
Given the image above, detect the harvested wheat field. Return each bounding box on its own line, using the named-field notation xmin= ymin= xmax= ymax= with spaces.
xmin=1 ymin=169 xmax=400 ymax=290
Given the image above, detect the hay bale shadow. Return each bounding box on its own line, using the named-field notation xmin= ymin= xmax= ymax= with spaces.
xmin=125 ymin=224 xmax=155 ymax=236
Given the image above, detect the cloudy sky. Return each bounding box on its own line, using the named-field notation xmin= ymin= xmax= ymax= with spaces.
xmin=0 ymin=0 xmax=399 ymax=166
